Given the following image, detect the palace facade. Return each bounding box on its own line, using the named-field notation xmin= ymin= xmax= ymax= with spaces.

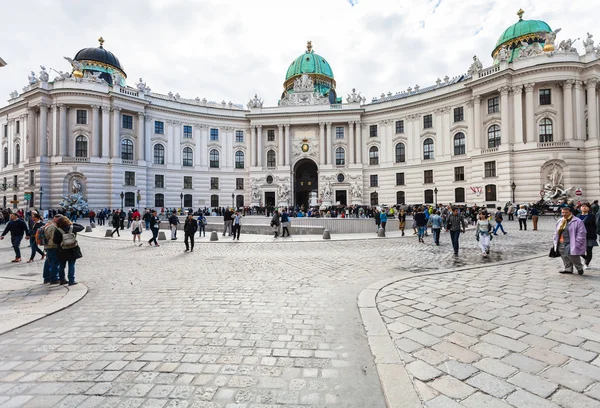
xmin=1 ymin=11 xmax=599 ymax=211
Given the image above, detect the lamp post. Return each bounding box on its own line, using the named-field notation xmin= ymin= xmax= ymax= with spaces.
xmin=434 ymin=187 xmax=438 ymax=207
xmin=510 ymin=181 xmax=516 ymax=204
xmin=180 ymin=192 xmax=183 ymax=210
xmin=120 ymin=191 xmax=124 ymax=209
xmin=39 ymin=186 xmax=43 ymax=211
xmin=231 ymin=193 xmax=235 ymax=209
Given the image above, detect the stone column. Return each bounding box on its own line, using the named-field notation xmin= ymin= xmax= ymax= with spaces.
xmin=20 ymin=116 xmax=26 ymax=163
xmin=511 ymin=86 xmax=523 ymax=144
xmin=499 ymin=86 xmax=510 ymax=146
xmin=49 ymin=105 xmax=57 ymax=156
xmin=586 ymin=79 xmax=598 ymax=140
xmin=173 ymin=121 xmax=181 ymax=165
xmin=434 ymin=110 xmax=444 ymax=156
xmin=348 ymin=121 xmax=355 ymax=164
xmin=563 ymin=80 xmax=574 ymax=141
xmin=249 ymin=126 xmax=255 ymax=167
xmin=7 ymin=120 xmax=13 ymax=164
xmin=326 ymin=122 xmax=332 ymax=165
xmin=167 ymin=120 xmax=174 ymax=164
xmin=91 ymin=105 xmax=100 ymax=157
xmin=277 ymin=125 xmax=284 ymax=166
xmin=284 ymin=124 xmax=291 ymax=166
xmin=413 ymin=118 xmax=420 ymax=159
xmin=111 ymin=107 xmax=121 ymax=158
xmin=200 ymin=125 xmax=208 ymax=166
xmin=27 ymin=108 xmax=35 ymax=159
xmin=574 ymin=81 xmax=585 ymax=140
xmin=137 ymin=112 xmax=145 ymax=161
xmin=524 ymin=83 xmax=535 ymax=144
xmin=101 ymin=107 xmax=110 ymax=158
xmin=145 ymin=116 xmax=153 ymax=162
xmin=319 ymin=122 xmax=325 ymax=165
xmin=39 ymin=104 xmax=48 ymax=157
xmin=59 ymin=104 xmax=67 ymax=156
xmin=356 ymin=122 xmax=363 ymax=165
xmin=466 ymin=100 xmax=474 ymax=152
xmin=473 ymin=96 xmax=481 ymax=149
xmin=444 ymin=108 xmax=452 ymax=156
xmin=257 ymin=125 xmax=263 ymax=167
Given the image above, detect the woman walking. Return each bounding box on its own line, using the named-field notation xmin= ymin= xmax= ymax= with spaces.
xmin=414 ymin=207 xmax=427 ymax=243
xmin=131 ymin=215 xmax=143 ymax=246
xmin=148 ymin=210 xmax=160 ymax=246
xmin=398 ymin=209 xmax=406 ymax=237
xmin=110 ymin=210 xmax=120 ymax=237
xmin=475 ymin=211 xmax=493 ymax=257
xmin=53 ymin=215 xmax=84 ymax=286
xmin=271 ymin=210 xmax=281 ymax=238
xmin=197 ymin=213 xmax=207 ymax=238
xmin=281 ymin=209 xmax=291 ymax=237
xmin=576 ymin=202 xmax=597 ymax=269
xmin=28 ymin=212 xmax=45 ymax=263
xmin=554 ymin=205 xmax=587 ymax=275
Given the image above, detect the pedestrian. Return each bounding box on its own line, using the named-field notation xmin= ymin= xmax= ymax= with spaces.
xmin=110 ymin=210 xmax=121 ymax=237
xmin=374 ymin=208 xmax=381 ymax=232
xmin=592 ymin=200 xmax=599 ymax=215
xmin=131 ymin=216 xmax=143 ymax=246
xmin=554 ymin=205 xmax=587 ymax=275
xmin=445 ymin=207 xmax=466 ymax=256
xmin=127 ymin=210 xmax=133 ymax=229
xmin=143 ymin=210 xmax=151 ymax=231
xmin=0 ymin=213 xmax=30 ymax=262
xmin=184 ymin=213 xmax=198 ymax=252
xmin=577 ymin=203 xmax=597 ymax=269
xmin=97 ymin=210 xmax=106 ymax=226
xmin=88 ymin=209 xmax=96 ymax=225
xmin=42 ymin=215 xmax=61 ymax=284
xmin=271 ymin=210 xmax=281 ymax=238
xmin=119 ymin=209 xmax=126 ymax=230
xmin=169 ymin=212 xmax=180 ymax=240
xmin=232 ymin=211 xmax=242 ymax=240
xmin=53 ymin=215 xmax=84 ymax=286
xmin=398 ymin=208 xmax=406 ymax=237
xmin=28 ymin=212 xmax=45 ymax=263
xmin=475 ymin=211 xmax=493 ymax=257
xmin=530 ymin=205 xmax=539 ymax=231
xmin=148 ymin=210 xmax=161 ymax=246
xmin=507 ymin=203 xmax=515 ymax=221
xmin=197 ymin=213 xmax=207 ymax=237
xmin=380 ymin=209 xmax=388 ymax=231
xmin=223 ymin=208 xmax=233 ymax=236
xmin=517 ymin=205 xmax=528 ymax=230
xmin=414 ymin=207 xmax=427 ymax=243
xmin=493 ymin=206 xmax=507 ymax=235
xmin=281 ymin=209 xmax=291 ymax=237
xmin=430 ymin=210 xmax=443 ymax=246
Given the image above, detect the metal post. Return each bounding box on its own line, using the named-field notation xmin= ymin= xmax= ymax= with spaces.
xmin=434 ymin=187 xmax=438 ymax=207
xmin=120 ymin=191 xmax=124 ymax=209
xmin=39 ymin=187 xmax=43 ymax=211
xmin=180 ymin=193 xmax=183 ymax=210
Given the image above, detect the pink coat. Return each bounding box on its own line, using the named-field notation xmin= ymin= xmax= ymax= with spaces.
xmin=553 ymin=216 xmax=587 ymax=256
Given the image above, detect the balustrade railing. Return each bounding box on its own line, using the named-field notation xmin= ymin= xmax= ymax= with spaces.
xmin=62 ymin=156 xmax=90 ymax=163
xmin=481 ymin=147 xmax=499 ymax=154
xmin=537 ymin=141 xmax=570 ymax=148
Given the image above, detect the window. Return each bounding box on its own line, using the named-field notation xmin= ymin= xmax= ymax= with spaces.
xmin=539 ymin=89 xmax=551 ymax=105
xmin=423 ymin=114 xmax=433 ymax=129
xmin=453 ymin=132 xmax=466 ymax=156
xmin=155 ymin=193 xmax=164 ymax=207
xmin=485 ymin=184 xmax=497 ymax=201
xmin=395 ymin=143 xmax=406 ymax=163
xmin=75 ymin=136 xmax=87 ymax=158
xmin=122 ymin=114 xmax=133 ymax=129
xmin=29 ymin=170 xmax=34 ymax=186
xmin=487 ymin=125 xmax=501 ymax=148
xmin=424 ymin=189 xmax=434 ymax=204
xmin=335 ymin=147 xmax=345 ymax=166
xmin=236 ymin=195 xmax=244 ymax=208
xmin=424 ymin=170 xmax=433 ymax=184
xmin=396 ymin=172 xmax=405 ymax=186
xmin=155 ymin=175 xmax=164 ymax=188
xmin=124 ymin=171 xmax=135 ymax=186
xmin=121 ymin=139 xmax=133 ymax=160
xmin=15 ymin=121 xmax=20 ymax=134
xmin=454 ymin=166 xmax=465 ymax=182
xmin=454 ymin=107 xmax=464 ymax=122
xmin=183 ymin=194 xmax=192 ymax=208
xmin=396 ymin=191 xmax=405 ymax=205
xmin=235 ymin=151 xmax=245 ymax=169
xmin=370 ymin=125 xmax=377 ymax=137
xmin=15 ymin=145 xmax=20 ymax=165
xmin=209 ymin=149 xmax=219 ymax=168
xmin=235 ymin=130 xmax=244 ymax=143
xmin=267 ymin=150 xmax=276 ymax=168
xmin=211 ymin=194 xmax=219 ymax=207
xmin=125 ymin=192 xmax=135 ymax=207
xmin=484 ymin=161 xmax=496 ymax=178
xmin=370 ymin=175 xmax=378 ymax=187
xmin=3 ymin=147 xmax=7 ymax=167
xmin=183 ymin=125 xmax=192 ymax=138
xmin=210 ymin=177 xmax=219 ymax=190
xmin=395 ymin=120 xmax=404 ymax=134
xmin=455 ymin=187 xmax=465 ymax=203
xmin=369 ymin=146 xmax=379 ymax=165
xmin=183 ymin=176 xmax=193 ymax=189
xmin=154 ymin=121 xmax=164 ymax=134
xmin=267 ymin=129 xmax=275 ymax=142
xmin=3 ymin=125 xmax=7 ymax=138
xmin=153 ymin=144 xmax=165 ymax=165
xmin=488 ymin=96 xmax=499 ymax=113
xmin=337 ymin=173 xmax=345 ymax=183
xmin=539 ymin=118 xmax=553 ymax=143
xmin=182 ymin=147 xmax=193 ymax=167
xmin=370 ymin=192 xmax=379 ymax=206
xmin=236 ymin=178 xmax=244 ymax=190
xmin=336 ymin=127 xmax=344 ymax=139
xmin=210 ymin=128 xmax=219 ymax=141
xmin=423 ymin=138 xmax=434 ymax=160
xmin=76 ymin=110 xmax=87 ymax=125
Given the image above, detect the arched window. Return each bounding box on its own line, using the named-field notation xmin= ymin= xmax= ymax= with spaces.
xmin=370 ymin=191 xmax=378 ymax=206
xmin=453 ymin=133 xmax=465 ymax=156
xmin=487 ymin=125 xmax=501 ymax=148
xmin=15 ymin=145 xmax=20 ymax=165
xmin=539 ymin=118 xmax=553 ymax=143
xmin=154 ymin=193 xmax=164 ymax=208
xmin=485 ymin=184 xmax=497 ymax=201
xmin=211 ymin=194 xmax=219 ymax=208
xmin=153 ymin=144 xmax=165 ymax=165
xmin=396 ymin=191 xmax=405 ymax=205
xmin=235 ymin=151 xmax=244 ymax=169
xmin=75 ymin=136 xmax=87 ymax=158
xmin=455 ymin=187 xmax=465 ymax=203
xmin=369 ymin=146 xmax=379 ymax=165
xmin=335 ymin=147 xmax=345 ymax=166
xmin=182 ymin=147 xmax=193 ymax=167
xmin=121 ymin=139 xmax=133 ymax=161
xmin=183 ymin=194 xmax=193 ymax=208
xmin=267 ymin=150 xmax=276 ymax=168
xmin=423 ymin=138 xmax=434 ymax=160
xmin=209 ymin=149 xmax=219 ymax=168
xmin=395 ymin=143 xmax=406 ymax=163
xmin=424 ymin=189 xmax=434 ymax=204
xmin=3 ymin=147 xmax=7 ymax=167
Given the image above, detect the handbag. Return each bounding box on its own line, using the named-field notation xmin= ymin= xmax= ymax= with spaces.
xmin=549 ymin=245 xmax=560 ymax=258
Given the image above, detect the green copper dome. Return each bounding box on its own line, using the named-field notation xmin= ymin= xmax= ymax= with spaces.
xmin=283 ymin=41 xmax=336 ymax=98
xmin=492 ymin=9 xmax=551 ymax=59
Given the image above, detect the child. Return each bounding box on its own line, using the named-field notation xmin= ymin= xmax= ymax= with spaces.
xmin=475 ymin=211 xmax=492 ymax=257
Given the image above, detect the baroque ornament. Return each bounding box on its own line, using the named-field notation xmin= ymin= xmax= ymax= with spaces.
xmin=279 ymin=74 xmax=329 ymax=106
xmin=247 ymin=94 xmax=263 ymax=109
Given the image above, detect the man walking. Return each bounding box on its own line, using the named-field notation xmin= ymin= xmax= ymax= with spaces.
xmin=530 ymin=206 xmax=539 ymax=231
xmin=430 ymin=210 xmax=443 ymax=246
xmin=445 ymin=207 xmax=466 ymax=256
xmin=119 ymin=209 xmax=126 ymax=230
xmin=493 ymin=206 xmax=507 ymax=235
xmin=0 ymin=213 xmax=30 ymax=262
xmin=143 ymin=210 xmax=151 ymax=231
xmin=169 ymin=212 xmax=180 ymax=240
xmin=223 ymin=208 xmax=233 ymax=236
xmin=110 ymin=210 xmax=121 ymax=237
xmin=232 ymin=211 xmax=242 ymax=240
xmin=183 ymin=213 xmax=198 ymax=252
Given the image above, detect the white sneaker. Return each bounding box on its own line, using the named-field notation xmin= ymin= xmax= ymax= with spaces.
xmin=583 ymin=264 xmax=589 ymax=270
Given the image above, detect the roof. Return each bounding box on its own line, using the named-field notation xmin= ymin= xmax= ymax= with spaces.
xmin=367 ymin=74 xmax=469 ymax=105
xmin=493 ymin=10 xmax=551 ymax=56
xmin=74 ymin=41 xmax=125 ymax=76
xmin=285 ymin=42 xmax=334 ymax=81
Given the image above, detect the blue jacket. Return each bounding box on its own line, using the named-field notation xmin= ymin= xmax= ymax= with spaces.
xmin=380 ymin=213 xmax=388 ymax=223
xmin=430 ymin=214 xmax=443 ymax=229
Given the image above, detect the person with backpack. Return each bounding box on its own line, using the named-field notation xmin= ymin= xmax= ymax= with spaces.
xmin=53 ymin=215 xmax=83 ymax=286
xmin=110 ymin=210 xmax=121 ymax=237
xmin=148 ymin=210 xmax=161 ymax=246
xmin=197 ymin=213 xmax=207 ymax=238
xmin=183 ymin=213 xmax=198 ymax=252
xmin=232 ymin=211 xmax=242 ymax=240
xmin=0 ymin=213 xmax=30 ymax=263
xmin=28 ymin=212 xmax=45 ymax=263
xmin=493 ymin=206 xmax=507 ymax=235
xmin=280 ymin=209 xmax=290 ymax=237
xmin=40 ymin=215 xmax=61 ymax=284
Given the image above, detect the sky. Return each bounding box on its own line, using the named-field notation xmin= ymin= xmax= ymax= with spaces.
xmin=0 ymin=0 xmax=594 ymax=108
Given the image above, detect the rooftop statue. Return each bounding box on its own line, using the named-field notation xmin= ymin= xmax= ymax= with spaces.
xmin=346 ymin=88 xmax=363 ymax=103
xmin=558 ymin=38 xmax=578 ymax=53
xmin=517 ymin=41 xmax=543 ymax=58
xmin=39 ymin=65 xmax=49 ymax=82
xmin=467 ymin=55 xmax=483 ymax=75
xmin=63 ymin=56 xmax=83 ymax=73
xmin=247 ymin=94 xmax=263 ymax=109
xmin=9 ymin=90 xmax=18 ymax=99
xmin=583 ymin=33 xmax=595 ymax=53
xmin=28 ymin=71 xmax=38 ymax=85
xmin=498 ymin=45 xmax=509 ymax=61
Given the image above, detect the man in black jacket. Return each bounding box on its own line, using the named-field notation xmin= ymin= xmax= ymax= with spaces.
xmin=1 ymin=213 xmax=30 ymax=262
xmin=119 ymin=209 xmax=126 ymax=230
xmin=110 ymin=210 xmax=121 ymax=237
xmin=184 ymin=214 xmax=198 ymax=252
xmin=223 ymin=208 xmax=233 ymax=236
xmin=169 ymin=213 xmax=180 ymax=240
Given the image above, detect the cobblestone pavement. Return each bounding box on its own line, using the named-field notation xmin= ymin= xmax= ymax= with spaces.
xmin=0 ymin=218 xmax=553 ymax=407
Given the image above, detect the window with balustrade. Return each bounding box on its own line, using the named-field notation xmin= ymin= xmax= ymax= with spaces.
xmin=75 ymin=136 xmax=88 ymax=158
xmin=121 ymin=139 xmax=133 ymax=160
xmin=487 ymin=125 xmax=501 ymax=148
xmin=539 ymin=118 xmax=553 ymax=143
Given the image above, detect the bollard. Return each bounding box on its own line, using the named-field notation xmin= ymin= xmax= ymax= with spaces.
xmin=85 ymin=226 xmax=92 ymax=233
xmin=377 ymin=228 xmax=386 ymax=237
xmin=210 ymin=231 xmax=219 ymax=241
xmin=90 ymin=222 xmax=96 ymax=228
xmin=322 ymin=229 xmax=331 ymax=240
xmin=104 ymin=229 xmax=113 ymax=237
xmin=158 ymin=231 xmax=167 ymax=241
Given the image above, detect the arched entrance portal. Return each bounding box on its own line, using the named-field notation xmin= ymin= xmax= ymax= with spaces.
xmin=294 ymin=159 xmax=318 ymax=209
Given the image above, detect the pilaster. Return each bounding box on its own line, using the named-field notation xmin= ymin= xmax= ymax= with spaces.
xmin=91 ymin=105 xmax=100 ymax=157
xmin=524 ymin=83 xmax=535 ymax=144
xmin=563 ymin=80 xmax=574 ymax=141
xmin=511 ymin=86 xmax=523 ymax=144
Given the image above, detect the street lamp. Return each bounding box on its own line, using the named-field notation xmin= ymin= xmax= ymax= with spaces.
xmin=39 ymin=186 xmax=43 ymax=211
xmin=231 ymin=193 xmax=235 ymax=209
xmin=180 ymin=192 xmax=183 ymax=210
xmin=510 ymin=181 xmax=516 ymax=204
xmin=120 ymin=191 xmax=124 ymax=209
xmin=434 ymin=187 xmax=438 ymax=207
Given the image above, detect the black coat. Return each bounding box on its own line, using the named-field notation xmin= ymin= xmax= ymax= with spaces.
xmin=184 ymin=218 xmax=198 ymax=234
xmin=112 ymin=214 xmax=121 ymax=228
xmin=579 ymin=214 xmax=597 ymax=240
xmin=1 ymin=218 xmax=30 ymax=237
xmin=53 ymin=223 xmax=84 ymax=261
